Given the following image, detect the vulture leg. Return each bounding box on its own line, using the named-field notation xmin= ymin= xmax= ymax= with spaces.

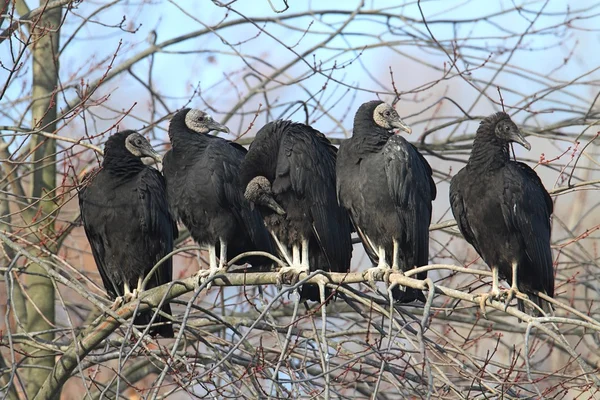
xmin=196 ymin=243 xmax=222 ymax=289
xmin=503 ymin=261 xmax=527 ymax=311
xmin=301 ymin=237 xmax=310 ymax=269
xmin=276 ymin=238 xmax=309 ymax=288
xmin=123 ymin=280 xmax=139 ymax=303
xmin=218 ymin=238 xmax=228 ymax=271
xmin=363 ymin=245 xmax=391 ymax=290
xmin=271 ymin=231 xmax=292 ymax=266
xmin=478 ymin=266 xmax=501 ymax=317
xmin=390 ymin=239 xmax=404 ymax=290
xmin=292 ymin=244 xmax=301 ymax=266
xmin=391 ymin=239 xmax=400 ymax=271
xmin=135 ymin=276 xmax=144 ymax=296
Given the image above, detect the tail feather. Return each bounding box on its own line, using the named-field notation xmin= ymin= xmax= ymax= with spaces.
xmin=133 ymin=303 xmax=174 ymax=338
xmin=300 ymin=283 xmax=333 ymax=303
xmin=518 ymin=291 xmax=553 ymax=317
xmin=391 ymin=286 xmax=426 ymax=303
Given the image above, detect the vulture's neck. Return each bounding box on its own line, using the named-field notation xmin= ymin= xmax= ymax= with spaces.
xmin=102 ymin=153 xmax=145 ymax=178
xmin=170 ymin=128 xmax=209 ymax=150
xmin=352 ymin=120 xmax=391 ymax=152
xmin=468 ymin=131 xmax=510 ymax=171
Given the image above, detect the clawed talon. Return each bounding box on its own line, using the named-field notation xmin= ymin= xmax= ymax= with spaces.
xmin=276 ymin=264 xmax=309 ymax=289
xmin=477 ymin=288 xmax=501 ymax=318
xmin=112 ymin=278 xmax=141 ymax=310
xmin=123 ymin=289 xmax=139 ymax=303
xmin=384 ymin=268 xmax=394 ymax=287
xmin=120 ymin=279 xmax=141 ymax=305
xmin=111 ymin=284 xmax=138 ymax=311
xmin=111 ymin=297 xmax=124 ymax=311
xmin=196 ymin=267 xmax=226 ymax=290
xmin=502 ymin=286 xmax=528 ymax=311
xmin=363 ymin=264 xmax=393 ymax=292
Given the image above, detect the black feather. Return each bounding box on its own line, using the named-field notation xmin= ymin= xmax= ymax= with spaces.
xmin=240 ymin=120 xmax=353 ymax=302
xmin=337 ymin=100 xmax=436 ymax=303
xmin=449 ymin=112 xmax=554 ymax=314
xmin=79 ymin=130 xmax=176 ymax=338
xmin=162 ymin=109 xmax=274 ymax=269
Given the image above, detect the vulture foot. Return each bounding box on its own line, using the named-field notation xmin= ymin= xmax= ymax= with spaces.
xmin=122 ymin=277 xmax=143 ymax=303
xmin=503 ymin=262 xmax=528 ymax=311
xmin=122 ymin=290 xmax=140 ymax=303
xmin=110 ymin=297 xmax=124 ymax=311
xmin=196 ymin=267 xmax=226 ymax=290
xmin=362 ymin=264 xmax=392 ymax=291
xmin=502 ymin=287 xmax=528 ymax=312
xmin=477 ymin=287 xmax=501 ymax=318
xmin=276 ymin=264 xmax=309 ymax=289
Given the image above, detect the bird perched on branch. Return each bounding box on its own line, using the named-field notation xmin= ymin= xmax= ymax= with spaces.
xmin=79 ymin=130 xmax=176 ymax=338
xmin=449 ymin=111 xmax=554 ymax=315
xmin=162 ymin=108 xmax=274 ymax=285
xmin=337 ymin=100 xmax=436 ymax=303
xmin=239 ymin=120 xmax=353 ymax=302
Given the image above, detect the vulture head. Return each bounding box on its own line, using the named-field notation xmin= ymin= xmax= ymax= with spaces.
xmin=105 ymin=130 xmax=162 ymax=163
xmin=372 ymin=102 xmax=412 ymax=134
xmin=244 ymin=176 xmax=286 ymax=215
xmin=492 ymin=112 xmax=531 ymax=150
xmin=183 ymin=108 xmax=230 ymax=135
xmin=124 ymin=132 xmax=162 ymax=163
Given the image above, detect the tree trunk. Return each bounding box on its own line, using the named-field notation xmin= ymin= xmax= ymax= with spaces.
xmin=24 ymin=1 xmax=62 ymax=397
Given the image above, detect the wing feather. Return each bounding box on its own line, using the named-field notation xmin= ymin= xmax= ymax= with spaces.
xmin=138 ymin=168 xmax=177 ymax=289
xmin=210 ymin=142 xmax=273 ymax=253
xmin=449 ymin=168 xmax=481 ymax=254
xmin=383 ymin=136 xmax=435 ymax=268
xmin=501 ymin=162 xmax=554 ymax=297
xmin=78 ymin=170 xmax=120 ymax=298
xmin=277 ymin=124 xmax=352 ymax=272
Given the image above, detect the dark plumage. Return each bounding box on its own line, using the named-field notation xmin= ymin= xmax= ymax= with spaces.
xmin=449 ymin=112 xmax=554 ymax=315
xmin=337 ymin=100 xmax=436 ymax=303
xmin=79 ymin=130 xmax=177 ymax=338
xmin=162 ymin=108 xmax=274 ymax=280
xmin=239 ymin=120 xmax=353 ymax=302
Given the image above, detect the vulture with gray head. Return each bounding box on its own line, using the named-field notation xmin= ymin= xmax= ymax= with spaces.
xmin=239 ymin=120 xmax=353 ymax=302
xmin=337 ymin=100 xmax=436 ymax=303
xmin=162 ymin=108 xmax=274 ymax=283
xmin=79 ymin=130 xmax=176 ymax=338
xmin=449 ymin=111 xmax=554 ymax=315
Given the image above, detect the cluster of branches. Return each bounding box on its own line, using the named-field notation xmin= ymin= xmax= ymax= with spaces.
xmin=0 ymin=0 xmax=599 ymax=398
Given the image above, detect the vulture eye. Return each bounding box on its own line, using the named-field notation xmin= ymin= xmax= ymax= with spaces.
xmin=384 ymin=110 xmax=391 ymax=117
xmin=135 ymin=138 xmax=143 ymax=146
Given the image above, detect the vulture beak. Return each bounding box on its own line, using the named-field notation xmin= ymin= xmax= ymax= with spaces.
xmin=207 ymin=120 xmax=231 ymax=134
xmin=510 ymin=129 xmax=531 ymax=151
xmin=390 ymin=118 xmax=412 ymax=135
xmin=141 ymin=145 xmax=163 ymax=164
xmin=265 ymin=197 xmax=286 ymax=216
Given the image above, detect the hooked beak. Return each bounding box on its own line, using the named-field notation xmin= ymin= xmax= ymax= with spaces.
xmin=207 ymin=120 xmax=230 ymax=134
xmin=510 ymin=129 xmax=531 ymax=151
xmin=390 ymin=118 xmax=412 ymax=135
xmin=265 ymin=197 xmax=286 ymax=216
xmin=143 ymin=148 xmax=163 ymax=164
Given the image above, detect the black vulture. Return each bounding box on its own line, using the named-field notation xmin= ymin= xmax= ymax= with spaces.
xmin=239 ymin=120 xmax=353 ymax=302
xmin=449 ymin=112 xmax=554 ymax=314
xmin=79 ymin=130 xmax=176 ymax=338
xmin=162 ymin=108 xmax=274 ymax=283
xmin=337 ymin=100 xmax=436 ymax=303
